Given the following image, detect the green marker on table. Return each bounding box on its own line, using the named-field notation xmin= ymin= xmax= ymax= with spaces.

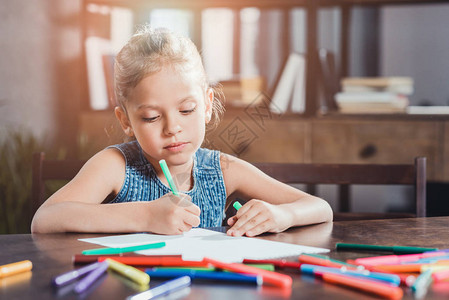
xmin=82 ymin=241 xmax=166 ymax=255
xmin=159 ymin=159 xmax=179 ymax=196
xmin=336 ymin=243 xmax=438 ymax=254
xmin=233 ymin=201 xmax=242 ymax=211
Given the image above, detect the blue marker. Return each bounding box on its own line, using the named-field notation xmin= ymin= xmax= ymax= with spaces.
xmin=412 ymin=269 xmax=433 ymax=298
xmin=126 ymin=276 xmax=191 ymax=300
xmin=144 ymin=268 xmax=262 ymax=285
xmin=300 ymin=264 xmax=401 ymax=286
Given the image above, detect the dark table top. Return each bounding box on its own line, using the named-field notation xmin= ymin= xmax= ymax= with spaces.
xmin=2 ymin=217 xmax=449 ymax=300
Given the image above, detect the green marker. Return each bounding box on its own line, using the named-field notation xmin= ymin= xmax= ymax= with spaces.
xmin=233 ymin=201 xmax=242 ymax=211
xmin=159 ymin=159 xmax=179 ymax=196
xmin=82 ymin=241 xmax=166 ymax=255
xmin=336 ymin=243 xmax=438 ymax=254
xmin=244 ymin=264 xmax=275 ymax=271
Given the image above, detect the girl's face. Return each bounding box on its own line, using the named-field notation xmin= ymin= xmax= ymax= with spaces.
xmin=115 ymin=66 xmax=213 ymax=169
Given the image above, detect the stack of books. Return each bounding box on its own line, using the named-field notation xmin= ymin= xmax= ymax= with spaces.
xmin=335 ymin=77 xmax=413 ymax=113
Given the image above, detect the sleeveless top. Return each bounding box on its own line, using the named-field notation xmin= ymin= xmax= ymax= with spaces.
xmin=108 ymin=141 xmax=227 ymax=227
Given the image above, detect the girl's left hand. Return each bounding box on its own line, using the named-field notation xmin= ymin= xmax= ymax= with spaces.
xmin=226 ymin=199 xmax=293 ymax=237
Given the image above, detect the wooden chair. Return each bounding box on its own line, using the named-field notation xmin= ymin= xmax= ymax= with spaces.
xmin=31 ymin=152 xmax=86 ymax=216
xmin=249 ymin=157 xmax=427 ymax=221
xmin=32 ymin=152 xmax=426 ymax=222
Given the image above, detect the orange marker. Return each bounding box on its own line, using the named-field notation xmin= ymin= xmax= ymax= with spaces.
xmin=374 ymin=264 xmax=423 ymax=273
xmin=0 ymin=260 xmax=33 ymax=278
xmin=376 ymin=262 xmax=449 ymax=273
xmin=349 ymin=259 xmax=417 ymax=286
xmin=322 ymin=272 xmax=403 ymax=300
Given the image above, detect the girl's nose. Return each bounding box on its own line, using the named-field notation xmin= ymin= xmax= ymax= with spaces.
xmin=163 ymin=115 xmax=182 ymax=136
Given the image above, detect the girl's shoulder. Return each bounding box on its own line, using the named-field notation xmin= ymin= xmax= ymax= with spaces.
xmin=85 ymin=146 xmax=126 ymax=173
xmin=70 ymin=146 xmax=127 ymax=196
xmin=219 ymin=152 xmax=251 ymax=172
xmin=219 ymin=153 xmax=267 ymax=194
xmin=107 ymin=140 xmax=147 ymax=167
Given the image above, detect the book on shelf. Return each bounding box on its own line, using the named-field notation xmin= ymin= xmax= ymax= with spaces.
xmin=335 ymin=92 xmax=409 ymax=113
xmin=318 ymin=49 xmax=339 ymax=112
xmin=85 ymin=36 xmax=114 ymax=110
xmin=336 ymin=76 xmax=413 ymax=114
xmin=219 ymin=76 xmax=265 ymax=106
xmin=219 ymin=79 xmax=241 ymax=104
xmin=270 ymin=52 xmax=306 ymax=114
xmin=407 ymin=106 xmax=449 ymax=115
xmin=341 ymin=76 xmax=414 ymax=95
xmin=102 ymin=54 xmax=116 ymax=107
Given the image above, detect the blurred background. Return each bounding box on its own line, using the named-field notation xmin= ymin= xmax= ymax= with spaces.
xmin=1 ymin=0 xmax=449 ymax=233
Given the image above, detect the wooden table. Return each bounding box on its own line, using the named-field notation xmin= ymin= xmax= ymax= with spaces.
xmin=2 ymin=217 xmax=449 ymax=299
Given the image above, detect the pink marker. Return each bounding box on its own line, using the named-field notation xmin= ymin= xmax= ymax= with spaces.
xmin=355 ymin=252 xmax=448 ymax=266
xmin=432 ymin=268 xmax=449 ymax=282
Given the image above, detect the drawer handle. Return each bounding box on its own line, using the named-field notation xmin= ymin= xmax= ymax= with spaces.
xmin=359 ymin=144 xmax=377 ymax=159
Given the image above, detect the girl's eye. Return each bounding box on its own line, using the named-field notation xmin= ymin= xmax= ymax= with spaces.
xmin=142 ymin=116 xmax=159 ymax=122
xmin=180 ymin=107 xmax=196 ymax=114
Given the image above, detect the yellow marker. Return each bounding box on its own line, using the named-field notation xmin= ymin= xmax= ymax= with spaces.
xmin=421 ymin=264 xmax=449 ymax=273
xmin=0 ymin=260 xmax=33 ymax=278
xmin=105 ymin=258 xmax=150 ymax=286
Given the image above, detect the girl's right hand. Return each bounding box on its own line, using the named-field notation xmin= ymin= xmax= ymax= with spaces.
xmin=146 ymin=192 xmax=200 ymax=235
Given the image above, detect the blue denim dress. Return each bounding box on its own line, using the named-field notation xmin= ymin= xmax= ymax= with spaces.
xmin=108 ymin=141 xmax=227 ymax=227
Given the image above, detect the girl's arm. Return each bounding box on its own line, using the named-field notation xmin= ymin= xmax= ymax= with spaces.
xmin=31 ymin=149 xmax=200 ymax=234
xmin=221 ymin=154 xmax=333 ymax=237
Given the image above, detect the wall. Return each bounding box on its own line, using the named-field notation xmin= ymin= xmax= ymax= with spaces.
xmin=0 ymin=0 xmax=81 ymax=154
xmin=380 ymin=3 xmax=449 ymax=106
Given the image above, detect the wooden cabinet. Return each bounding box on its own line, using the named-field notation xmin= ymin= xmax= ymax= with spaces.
xmin=310 ymin=119 xmax=442 ymax=180
xmin=203 ymin=112 xmax=448 ymax=182
xmin=80 ymin=110 xmax=449 ymax=181
xmin=205 ymin=112 xmax=309 ymax=163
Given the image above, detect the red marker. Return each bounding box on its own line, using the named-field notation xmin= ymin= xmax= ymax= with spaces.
xmin=204 ymin=257 xmax=292 ymax=288
xmin=72 ymin=253 xmax=151 ymax=265
xmin=97 ymin=256 xmax=209 ymax=268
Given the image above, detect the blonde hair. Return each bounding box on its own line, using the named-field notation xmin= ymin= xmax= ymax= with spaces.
xmin=114 ymin=26 xmax=224 ymax=128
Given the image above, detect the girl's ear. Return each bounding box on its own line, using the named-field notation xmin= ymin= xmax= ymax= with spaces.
xmin=114 ymin=106 xmax=134 ymax=137
xmin=205 ymin=88 xmax=214 ymax=124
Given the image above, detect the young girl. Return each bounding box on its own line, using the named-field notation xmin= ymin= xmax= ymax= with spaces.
xmin=31 ymin=27 xmax=332 ymax=237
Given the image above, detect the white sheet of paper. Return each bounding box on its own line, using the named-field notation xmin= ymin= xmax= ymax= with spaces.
xmin=79 ymin=228 xmax=329 ymax=263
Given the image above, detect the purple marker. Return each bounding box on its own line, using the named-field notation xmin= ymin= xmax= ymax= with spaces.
xmin=74 ymin=261 xmax=109 ymax=294
xmin=53 ymin=262 xmax=102 ymax=287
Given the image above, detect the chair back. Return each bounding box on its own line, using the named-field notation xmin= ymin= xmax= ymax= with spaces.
xmin=252 ymin=157 xmax=426 ymax=218
xmin=32 ymin=152 xmax=426 ymax=220
xmin=31 ymin=152 xmax=86 ymax=216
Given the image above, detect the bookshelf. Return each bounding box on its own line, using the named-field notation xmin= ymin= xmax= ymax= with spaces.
xmin=80 ymin=0 xmax=315 ymax=112
xmin=78 ymin=0 xmax=449 ymax=182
